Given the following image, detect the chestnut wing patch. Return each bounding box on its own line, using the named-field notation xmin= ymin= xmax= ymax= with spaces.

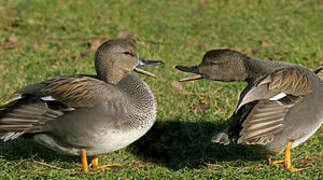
xmin=266 ymin=68 xmax=312 ymax=96
xmin=236 ymin=67 xmax=313 ymax=111
xmin=41 ymin=76 xmax=107 ymax=108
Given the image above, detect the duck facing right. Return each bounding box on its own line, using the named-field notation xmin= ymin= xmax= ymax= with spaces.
xmin=175 ymin=49 xmax=323 ymax=172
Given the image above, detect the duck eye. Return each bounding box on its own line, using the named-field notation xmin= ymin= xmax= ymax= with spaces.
xmin=124 ymin=51 xmax=135 ymax=57
xmin=210 ymin=62 xmax=222 ymax=66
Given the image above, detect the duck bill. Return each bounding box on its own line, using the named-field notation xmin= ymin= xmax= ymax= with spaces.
xmin=138 ymin=58 xmax=163 ymax=67
xmin=175 ymin=65 xmax=203 ymax=82
xmin=134 ymin=67 xmax=157 ymax=78
xmin=178 ymin=74 xmax=203 ymax=82
xmin=134 ymin=58 xmax=164 ymax=78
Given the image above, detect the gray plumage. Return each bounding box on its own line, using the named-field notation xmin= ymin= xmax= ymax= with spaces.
xmin=0 ymin=39 xmax=162 ymax=156
xmin=175 ymin=49 xmax=323 ymax=156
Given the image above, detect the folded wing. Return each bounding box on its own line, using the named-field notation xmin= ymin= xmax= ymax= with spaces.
xmin=0 ymin=75 xmax=114 ymax=141
xmin=235 ymin=67 xmax=315 ymax=145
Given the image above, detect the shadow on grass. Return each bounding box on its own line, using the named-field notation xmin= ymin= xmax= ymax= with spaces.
xmin=0 ymin=118 xmax=263 ymax=170
xmin=128 ymin=118 xmax=263 ymax=170
xmin=0 ymin=139 xmax=79 ymax=163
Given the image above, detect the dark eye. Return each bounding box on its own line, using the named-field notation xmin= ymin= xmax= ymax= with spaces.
xmin=210 ymin=62 xmax=223 ymax=66
xmin=124 ymin=51 xmax=135 ymax=57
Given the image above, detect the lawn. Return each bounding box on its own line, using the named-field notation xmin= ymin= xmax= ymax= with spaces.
xmin=0 ymin=0 xmax=322 ymax=179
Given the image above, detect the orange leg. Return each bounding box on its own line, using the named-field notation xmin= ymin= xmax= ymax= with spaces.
xmin=89 ymin=155 xmax=122 ymax=171
xmin=284 ymin=141 xmax=310 ymax=172
xmin=91 ymin=155 xmax=99 ymax=170
xmin=81 ymin=150 xmax=88 ymax=173
xmin=267 ymin=141 xmax=311 ymax=172
xmin=80 ymin=151 xmax=122 ymax=172
xmin=267 ymin=155 xmax=284 ymax=166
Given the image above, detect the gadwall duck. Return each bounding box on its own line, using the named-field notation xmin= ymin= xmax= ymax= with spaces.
xmin=175 ymin=49 xmax=322 ymax=172
xmin=0 ymin=39 xmax=163 ymax=172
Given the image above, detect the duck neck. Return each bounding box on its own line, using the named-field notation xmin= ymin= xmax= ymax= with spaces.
xmin=243 ymin=58 xmax=294 ymax=83
xmin=98 ymin=70 xmax=127 ymax=84
xmin=117 ymin=75 xmax=157 ymax=114
xmin=117 ymin=75 xmax=157 ymax=129
xmin=95 ymin=53 xmax=127 ymax=84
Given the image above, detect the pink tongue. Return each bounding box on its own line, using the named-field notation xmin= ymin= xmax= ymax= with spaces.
xmin=134 ymin=67 xmax=157 ymax=78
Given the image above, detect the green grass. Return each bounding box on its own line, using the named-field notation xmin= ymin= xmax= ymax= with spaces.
xmin=0 ymin=0 xmax=322 ymax=179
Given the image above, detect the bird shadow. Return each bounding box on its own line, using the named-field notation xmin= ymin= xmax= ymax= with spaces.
xmin=0 ymin=138 xmax=80 ymax=163
xmin=128 ymin=118 xmax=263 ymax=170
xmin=0 ymin=118 xmax=263 ymax=170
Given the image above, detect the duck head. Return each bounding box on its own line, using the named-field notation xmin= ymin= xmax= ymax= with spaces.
xmin=95 ymin=39 xmax=163 ymax=84
xmin=176 ymin=49 xmax=249 ymax=82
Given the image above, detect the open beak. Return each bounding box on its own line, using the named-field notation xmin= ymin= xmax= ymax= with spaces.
xmin=175 ymin=65 xmax=203 ymax=82
xmin=134 ymin=58 xmax=163 ymax=78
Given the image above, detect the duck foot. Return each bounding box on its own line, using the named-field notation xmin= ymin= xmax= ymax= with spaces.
xmin=285 ymin=165 xmax=311 ymax=172
xmin=284 ymin=142 xmax=311 ymax=172
xmin=80 ymin=150 xmax=122 ymax=173
xmin=267 ymin=141 xmax=311 ymax=172
xmin=90 ymin=155 xmax=122 ymax=170
xmin=267 ymin=156 xmax=284 ymax=166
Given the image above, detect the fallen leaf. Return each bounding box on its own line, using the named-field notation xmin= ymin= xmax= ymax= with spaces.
xmin=194 ymin=101 xmax=209 ymax=115
xmin=199 ymin=0 xmax=208 ymax=7
xmin=260 ymin=41 xmax=269 ymax=48
xmin=79 ymin=50 xmax=89 ymax=58
xmin=185 ymin=38 xmax=200 ymax=48
xmin=71 ymin=50 xmax=89 ymax=59
xmin=251 ymin=40 xmax=270 ymax=55
xmin=171 ymin=81 xmax=191 ymax=95
xmin=117 ymin=31 xmax=132 ymax=39
xmin=90 ymin=38 xmax=102 ymax=51
xmin=2 ymin=36 xmax=18 ymax=47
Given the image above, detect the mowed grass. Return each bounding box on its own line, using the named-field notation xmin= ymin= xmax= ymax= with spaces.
xmin=0 ymin=0 xmax=322 ymax=179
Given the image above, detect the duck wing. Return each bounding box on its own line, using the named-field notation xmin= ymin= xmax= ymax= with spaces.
xmin=314 ymin=64 xmax=323 ymax=80
xmin=236 ymin=67 xmax=313 ymax=111
xmin=40 ymin=75 xmax=110 ymax=108
xmin=0 ymin=75 xmax=117 ymax=141
xmin=235 ymin=67 xmax=316 ymax=145
xmin=237 ymin=98 xmax=295 ymax=145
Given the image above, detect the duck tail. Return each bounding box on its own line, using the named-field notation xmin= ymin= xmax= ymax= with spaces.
xmin=0 ymin=95 xmax=63 ymax=141
xmin=314 ymin=64 xmax=323 ymax=80
xmin=211 ymin=127 xmax=232 ymax=145
xmin=0 ymin=93 xmax=26 ymax=141
xmin=0 ymin=93 xmax=24 ymax=111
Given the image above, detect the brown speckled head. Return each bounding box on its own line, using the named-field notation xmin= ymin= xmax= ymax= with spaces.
xmin=95 ymin=39 xmax=139 ymax=84
xmin=94 ymin=39 xmax=163 ymax=84
xmin=176 ymin=49 xmax=249 ymax=82
xmin=198 ymin=50 xmax=248 ymax=81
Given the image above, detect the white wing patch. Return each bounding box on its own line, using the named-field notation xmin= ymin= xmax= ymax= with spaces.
xmin=269 ymin=93 xmax=287 ymax=100
xmin=41 ymin=96 xmax=57 ymax=101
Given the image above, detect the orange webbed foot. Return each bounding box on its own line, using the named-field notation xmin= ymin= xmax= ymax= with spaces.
xmin=267 ymin=156 xmax=285 ymax=166
xmin=80 ymin=151 xmax=122 ymax=173
xmin=89 ymin=155 xmax=122 ymax=171
xmin=267 ymin=142 xmax=312 ymax=172
xmin=283 ymin=142 xmax=311 ymax=172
